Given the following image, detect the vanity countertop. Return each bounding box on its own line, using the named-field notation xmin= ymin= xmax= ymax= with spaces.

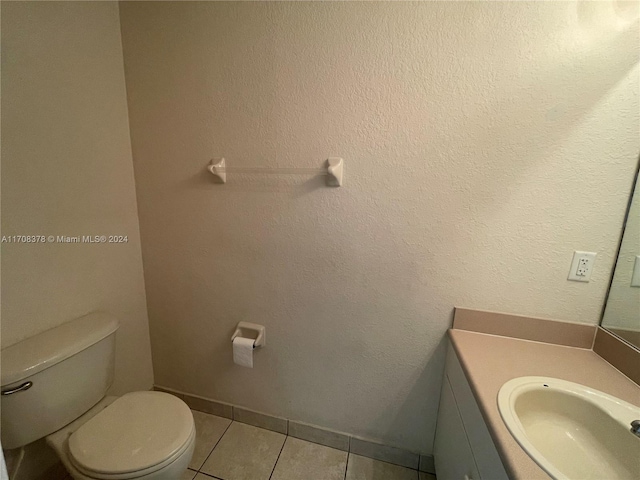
xmin=448 ymin=328 xmax=640 ymax=480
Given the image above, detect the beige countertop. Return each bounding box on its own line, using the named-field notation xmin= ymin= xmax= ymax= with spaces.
xmin=448 ymin=328 xmax=640 ymax=480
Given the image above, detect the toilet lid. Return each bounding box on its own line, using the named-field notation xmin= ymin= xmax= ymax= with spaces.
xmin=68 ymin=391 xmax=193 ymax=475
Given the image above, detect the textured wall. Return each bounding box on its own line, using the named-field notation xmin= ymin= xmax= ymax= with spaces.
xmin=602 ymin=175 xmax=640 ymax=332
xmin=120 ymin=1 xmax=639 ymax=453
xmin=1 ymin=2 xmax=154 ymax=396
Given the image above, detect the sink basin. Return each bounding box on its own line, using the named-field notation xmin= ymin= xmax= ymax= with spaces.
xmin=498 ymin=376 xmax=640 ymax=480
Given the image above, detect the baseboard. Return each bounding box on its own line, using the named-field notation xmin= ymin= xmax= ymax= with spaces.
xmin=154 ymin=385 xmax=435 ymax=474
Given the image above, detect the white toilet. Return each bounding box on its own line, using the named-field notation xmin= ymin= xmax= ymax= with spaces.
xmin=0 ymin=313 xmax=195 ymax=479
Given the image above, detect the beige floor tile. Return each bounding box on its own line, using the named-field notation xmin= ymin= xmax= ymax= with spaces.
xmin=181 ymin=468 xmax=198 ymax=480
xmin=201 ymin=421 xmax=286 ymax=480
xmin=189 ymin=410 xmax=232 ymax=470
xmin=271 ymin=436 xmax=348 ymax=480
xmin=346 ymin=454 xmax=419 ymax=480
xmin=419 ymin=473 xmax=436 ymax=480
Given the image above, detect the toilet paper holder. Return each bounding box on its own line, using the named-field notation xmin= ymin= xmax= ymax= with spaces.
xmin=231 ymin=322 xmax=265 ymax=349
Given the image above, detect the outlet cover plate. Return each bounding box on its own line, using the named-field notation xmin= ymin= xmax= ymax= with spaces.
xmin=568 ymin=251 xmax=597 ymax=282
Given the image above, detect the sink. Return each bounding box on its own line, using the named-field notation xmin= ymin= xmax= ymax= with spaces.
xmin=498 ymin=376 xmax=640 ymax=480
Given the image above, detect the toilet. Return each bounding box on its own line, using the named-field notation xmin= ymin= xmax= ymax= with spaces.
xmin=0 ymin=313 xmax=195 ymax=479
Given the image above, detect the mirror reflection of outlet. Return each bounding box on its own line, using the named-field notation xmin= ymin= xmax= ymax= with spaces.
xmin=631 ymin=256 xmax=640 ymax=288
xmin=568 ymin=251 xmax=597 ymax=282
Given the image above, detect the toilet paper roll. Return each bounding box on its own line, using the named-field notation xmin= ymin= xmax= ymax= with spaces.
xmin=233 ymin=337 xmax=255 ymax=368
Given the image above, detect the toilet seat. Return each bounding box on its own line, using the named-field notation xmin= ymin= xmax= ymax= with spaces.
xmin=67 ymin=391 xmax=194 ymax=479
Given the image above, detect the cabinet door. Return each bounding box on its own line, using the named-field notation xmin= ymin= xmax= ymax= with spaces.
xmin=434 ymin=375 xmax=481 ymax=480
xmin=445 ymin=346 xmax=509 ymax=480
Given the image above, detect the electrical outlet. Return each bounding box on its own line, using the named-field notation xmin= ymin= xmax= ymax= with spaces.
xmin=568 ymin=251 xmax=596 ymax=282
xmin=576 ymin=258 xmax=590 ymax=276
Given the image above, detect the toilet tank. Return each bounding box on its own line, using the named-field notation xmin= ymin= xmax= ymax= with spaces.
xmin=1 ymin=313 xmax=119 ymax=449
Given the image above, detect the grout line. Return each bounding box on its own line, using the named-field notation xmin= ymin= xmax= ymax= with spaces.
xmin=193 ymin=472 xmax=224 ymax=480
xmin=287 ymin=430 xmax=349 ymax=453
xmin=196 ymin=417 xmax=234 ymax=474
xmin=343 ymin=451 xmax=350 ymax=480
xmin=267 ymin=435 xmax=288 ymax=480
xmin=291 ymin=436 xmax=348 ymax=453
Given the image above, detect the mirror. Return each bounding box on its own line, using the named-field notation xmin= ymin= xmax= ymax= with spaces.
xmin=601 ymin=161 xmax=640 ymax=349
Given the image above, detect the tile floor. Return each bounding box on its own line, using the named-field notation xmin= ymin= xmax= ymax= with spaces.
xmin=183 ymin=409 xmax=436 ymax=480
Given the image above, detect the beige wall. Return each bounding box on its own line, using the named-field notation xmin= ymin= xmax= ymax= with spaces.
xmin=1 ymin=2 xmax=154 ymax=397
xmin=120 ymin=2 xmax=639 ymax=453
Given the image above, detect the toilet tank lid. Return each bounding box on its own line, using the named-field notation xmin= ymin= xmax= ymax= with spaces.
xmin=1 ymin=312 xmax=119 ymax=386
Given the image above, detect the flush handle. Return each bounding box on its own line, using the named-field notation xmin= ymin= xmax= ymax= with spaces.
xmin=1 ymin=381 xmax=33 ymax=396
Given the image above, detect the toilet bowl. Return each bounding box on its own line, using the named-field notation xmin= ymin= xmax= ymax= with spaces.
xmin=0 ymin=313 xmax=195 ymax=480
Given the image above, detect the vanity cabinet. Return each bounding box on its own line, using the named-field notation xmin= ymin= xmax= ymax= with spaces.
xmin=434 ymin=343 xmax=509 ymax=480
